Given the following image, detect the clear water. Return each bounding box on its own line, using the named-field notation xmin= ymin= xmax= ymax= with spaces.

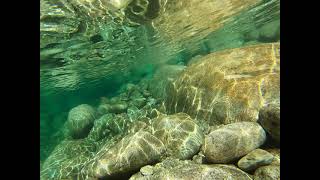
xmin=40 ymin=0 xmax=279 ymax=170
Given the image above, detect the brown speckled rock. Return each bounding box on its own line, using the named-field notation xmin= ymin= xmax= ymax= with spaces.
xmin=254 ymin=165 xmax=280 ymax=180
xmin=129 ymin=158 xmax=252 ymax=180
xmin=202 ymin=122 xmax=266 ymax=163
xmin=91 ymin=130 xmax=165 ymax=178
xmin=151 ymin=113 xmax=204 ymax=160
xmin=237 ymin=148 xmax=274 ymax=172
xmin=65 ymin=104 xmax=96 ymax=139
xmin=165 ymin=43 xmax=280 ymax=126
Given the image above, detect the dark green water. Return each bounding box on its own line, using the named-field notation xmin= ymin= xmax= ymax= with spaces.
xmin=40 ymin=0 xmax=280 ymax=175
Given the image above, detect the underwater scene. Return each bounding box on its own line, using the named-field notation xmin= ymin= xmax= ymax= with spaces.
xmin=40 ymin=0 xmax=280 ymax=179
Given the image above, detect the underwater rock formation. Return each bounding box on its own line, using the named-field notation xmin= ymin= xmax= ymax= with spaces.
xmin=91 ymin=130 xmax=166 ymax=178
xmin=147 ymin=64 xmax=186 ymax=100
xmin=259 ymin=103 xmax=280 ymax=144
xmin=40 ymin=139 xmax=97 ymax=180
xmin=253 ymin=165 xmax=280 ymax=180
xmin=151 ymin=113 xmax=204 ymax=159
xmin=202 ymin=122 xmax=266 ymax=163
xmin=87 ymin=113 xmax=129 ymax=142
xmin=64 ymin=104 xmax=96 ymax=139
xmin=129 ymin=158 xmax=252 ymax=180
xmin=165 ymin=43 xmax=280 ymax=126
xmin=237 ymin=148 xmax=274 ymax=172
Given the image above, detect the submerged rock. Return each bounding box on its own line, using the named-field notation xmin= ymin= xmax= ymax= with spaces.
xmin=165 ymin=43 xmax=280 ymax=126
xmin=40 ymin=139 xmax=96 ymax=180
xmin=130 ymin=159 xmax=252 ymax=180
xmin=147 ymin=64 xmax=186 ymax=100
xmin=202 ymin=122 xmax=266 ymax=163
xmin=109 ymin=102 xmax=128 ymax=113
xmin=151 ymin=113 xmax=204 ymax=159
xmin=87 ymin=113 xmax=128 ymax=141
xmin=65 ymin=104 xmax=96 ymax=139
xmin=254 ymin=165 xmax=280 ymax=180
xmin=259 ymin=103 xmax=280 ymax=144
xmin=91 ymin=130 xmax=165 ymax=178
xmin=97 ymin=104 xmax=112 ymax=116
xmin=237 ymin=148 xmax=274 ymax=172
xmin=265 ymin=148 xmax=280 ymax=166
xmin=140 ymin=165 xmax=154 ymax=176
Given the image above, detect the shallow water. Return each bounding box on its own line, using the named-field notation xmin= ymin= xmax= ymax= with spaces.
xmin=40 ymin=0 xmax=280 ymax=176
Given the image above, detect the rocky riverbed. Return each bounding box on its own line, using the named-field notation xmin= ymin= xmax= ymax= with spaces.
xmin=40 ymin=42 xmax=280 ymax=180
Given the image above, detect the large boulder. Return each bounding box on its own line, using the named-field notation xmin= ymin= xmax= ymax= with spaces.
xmin=130 ymin=158 xmax=252 ymax=180
xmin=151 ymin=113 xmax=204 ymax=159
xmin=65 ymin=104 xmax=96 ymax=139
xmin=40 ymin=139 xmax=97 ymax=180
xmin=237 ymin=148 xmax=274 ymax=172
xmin=165 ymin=43 xmax=280 ymax=126
xmin=90 ymin=130 xmax=166 ymax=179
xmin=202 ymin=122 xmax=266 ymax=163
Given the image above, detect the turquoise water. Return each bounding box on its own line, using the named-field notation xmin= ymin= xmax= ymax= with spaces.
xmin=40 ymin=0 xmax=280 ymax=178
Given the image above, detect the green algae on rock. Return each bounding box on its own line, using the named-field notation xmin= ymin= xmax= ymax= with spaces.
xmin=129 ymin=158 xmax=253 ymax=180
xmin=202 ymin=122 xmax=266 ymax=164
xmin=151 ymin=113 xmax=204 ymax=160
xmin=64 ymin=104 xmax=96 ymax=139
xmin=165 ymin=43 xmax=280 ymax=126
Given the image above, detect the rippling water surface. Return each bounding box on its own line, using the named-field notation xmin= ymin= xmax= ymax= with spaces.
xmin=40 ymin=0 xmax=279 ymax=162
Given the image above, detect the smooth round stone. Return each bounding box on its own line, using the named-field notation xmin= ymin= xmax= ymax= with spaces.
xmin=202 ymin=122 xmax=266 ymax=163
xmin=65 ymin=104 xmax=96 ymax=139
xmin=237 ymin=149 xmax=274 ymax=172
